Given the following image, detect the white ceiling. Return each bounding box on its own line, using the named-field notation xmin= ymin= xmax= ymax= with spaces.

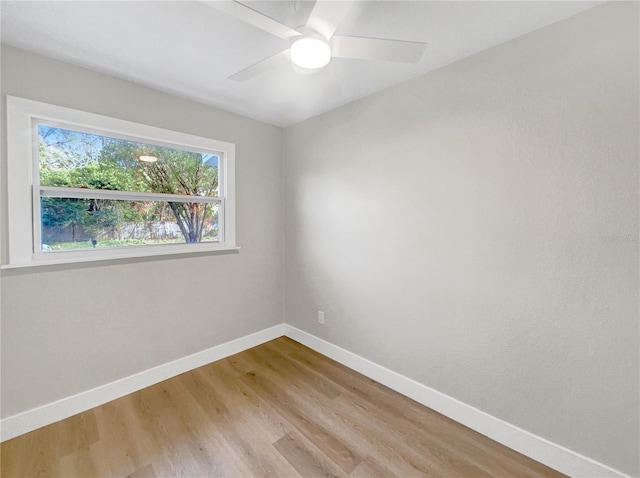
xmin=1 ymin=1 xmax=602 ymax=127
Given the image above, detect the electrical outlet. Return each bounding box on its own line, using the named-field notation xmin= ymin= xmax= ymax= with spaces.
xmin=317 ymin=310 xmax=325 ymax=324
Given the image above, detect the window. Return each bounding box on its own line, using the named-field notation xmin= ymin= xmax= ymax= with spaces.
xmin=5 ymin=96 xmax=237 ymax=267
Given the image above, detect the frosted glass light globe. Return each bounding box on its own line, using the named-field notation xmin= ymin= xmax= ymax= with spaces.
xmin=290 ymin=36 xmax=331 ymax=70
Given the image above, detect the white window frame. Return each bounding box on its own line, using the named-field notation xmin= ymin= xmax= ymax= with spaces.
xmin=4 ymin=96 xmax=238 ymax=268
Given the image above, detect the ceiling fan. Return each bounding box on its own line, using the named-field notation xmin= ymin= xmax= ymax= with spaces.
xmin=203 ymin=0 xmax=428 ymax=81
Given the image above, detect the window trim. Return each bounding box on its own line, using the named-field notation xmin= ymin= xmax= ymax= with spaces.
xmin=4 ymin=95 xmax=238 ymax=268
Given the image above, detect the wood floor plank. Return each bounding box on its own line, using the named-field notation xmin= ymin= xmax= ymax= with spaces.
xmin=92 ymin=397 xmax=146 ymax=477
xmin=134 ymin=381 xmax=223 ymax=476
xmin=247 ymin=344 xmax=455 ymax=476
xmin=259 ymin=341 xmax=343 ymax=400
xmin=0 ymin=336 xmax=566 ymax=478
xmin=239 ymin=369 xmax=362 ymax=474
xmin=273 ymin=431 xmax=346 ymax=478
xmin=56 ymin=409 xmax=100 ymax=458
xmin=178 ymin=366 xmax=300 ymax=477
xmin=58 ymin=445 xmax=98 ymax=477
xmin=350 ymin=455 xmax=400 ymax=478
xmin=195 ymin=361 xmax=287 ymax=444
xmin=1 ymin=426 xmax=59 ymax=478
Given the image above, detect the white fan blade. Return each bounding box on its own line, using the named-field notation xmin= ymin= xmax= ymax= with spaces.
xmin=332 ymin=36 xmax=427 ymax=63
xmin=306 ymin=0 xmax=353 ymax=40
xmin=228 ymin=49 xmax=290 ymax=81
xmin=202 ymin=1 xmax=300 ymax=40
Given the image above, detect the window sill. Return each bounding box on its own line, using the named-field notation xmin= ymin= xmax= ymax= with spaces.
xmin=1 ymin=245 xmax=241 ymax=270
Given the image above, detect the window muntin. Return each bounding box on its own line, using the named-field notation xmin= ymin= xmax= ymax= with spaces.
xmin=5 ymin=96 xmax=237 ymax=268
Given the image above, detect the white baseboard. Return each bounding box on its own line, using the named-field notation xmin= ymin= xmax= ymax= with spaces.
xmin=1 ymin=322 xmax=631 ymax=478
xmin=0 ymin=324 xmax=286 ymax=442
xmin=283 ymin=325 xmax=631 ymax=478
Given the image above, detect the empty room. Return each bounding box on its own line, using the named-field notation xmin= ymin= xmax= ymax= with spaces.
xmin=0 ymin=1 xmax=638 ymax=477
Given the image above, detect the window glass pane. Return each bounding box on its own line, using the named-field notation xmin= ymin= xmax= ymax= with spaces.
xmin=38 ymin=124 xmax=220 ymax=197
xmin=40 ymin=197 xmax=219 ymax=251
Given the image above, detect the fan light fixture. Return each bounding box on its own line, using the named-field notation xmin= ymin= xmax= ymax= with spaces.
xmin=138 ymin=155 xmax=158 ymax=163
xmin=290 ymin=36 xmax=331 ymax=70
xmin=210 ymin=0 xmax=428 ymax=81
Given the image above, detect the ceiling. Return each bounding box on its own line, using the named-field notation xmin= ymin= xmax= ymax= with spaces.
xmin=1 ymin=1 xmax=602 ymax=128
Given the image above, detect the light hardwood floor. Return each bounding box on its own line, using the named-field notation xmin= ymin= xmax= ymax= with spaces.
xmin=1 ymin=337 xmax=566 ymax=477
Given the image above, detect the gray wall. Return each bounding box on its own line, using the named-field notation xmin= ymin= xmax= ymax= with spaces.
xmin=0 ymin=45 xmax=284 ymax=417
xmin=284 ymin=3 xmax=638 ymax=475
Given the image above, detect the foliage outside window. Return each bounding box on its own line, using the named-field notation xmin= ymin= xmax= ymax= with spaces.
xmin=5 ymin=96 xmax=237 ymax=267
xmin=39 ymin=124 xmax=221 ymax=250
